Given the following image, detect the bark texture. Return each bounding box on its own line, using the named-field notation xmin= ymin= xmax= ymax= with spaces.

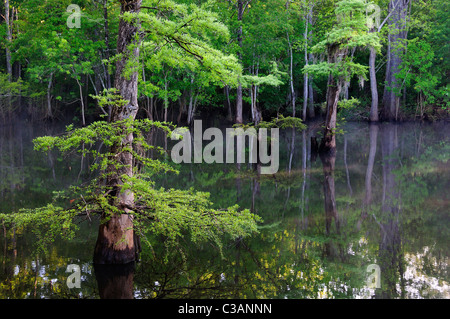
xmin=320 ymin=43 xmax=345 ymax=154
xmin=94 ymin=0 xmax=142 ymax=265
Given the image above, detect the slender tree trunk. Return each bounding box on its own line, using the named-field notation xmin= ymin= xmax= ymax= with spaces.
xmin=383 ymin=0 xmax=410 ymax=121
xmin=177 ymin=92 xmax=186 ymax=124
xmin=5 ymin=0 xmax=12 ymax=82
xmin=187 ymin=75 xmax=195 ymax=125
xmin=235 ymin=0 xmax=244 ymax=124
xmin=75 ymin=76 xmax=86 ymax=126
xmin=321 ymin=74 xmax=340 ymax=153
xmin=401 ymin=3 xmax=411 ymax=111
xmin=94 ymin=0 xmax=142 ymax=265
xmin=250 ymin=84 xmax=261 ymax=125
xmin=164 ymin=75 xmax=168 ymax=122
xmin=303 ymin=73 xmax=308 ymax=120
xmin=250 ymin=61 xmax=261 ymax=124
xmin=321 ymin=43 xmax=344 ymax=154
xmin=287 ymin=32 xmax=296 ymax=117
xmin=225 ymin=86 xmax=233 ymax=121
xmin=250 ymin=85 xmax=255 ymax=122
xmin=190 ymin=95 xmax=198 ymax=124
xmin=308 ymin=68 xmax=315 ymax=118
xmin=302 ymin=14 xmax=309 ymax=121
xmin=142 ymin=67 xmax=153 ymax=120
xmin=4 ymin=0 xmax=13 ymax=116
xmin=47 ymin=72 xmax=53 ymax=118
xmin=236 ymin=84 xmax=243 ymax=124
xmin=369 ymin=45 xmax=379 ymax=122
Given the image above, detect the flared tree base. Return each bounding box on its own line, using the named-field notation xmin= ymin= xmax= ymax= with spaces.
xmin=93 ymin=213 xmax=135 ymax=265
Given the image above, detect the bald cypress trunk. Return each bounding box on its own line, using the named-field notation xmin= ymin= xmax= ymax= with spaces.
xmin=94 ymin=0 xmax=142 ymax=265
xmin=383 ymin=0 xmax=410 ymax=121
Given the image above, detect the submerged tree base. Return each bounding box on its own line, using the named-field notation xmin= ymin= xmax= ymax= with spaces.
xmin=94 ymin=213 xmax=136 ymax=265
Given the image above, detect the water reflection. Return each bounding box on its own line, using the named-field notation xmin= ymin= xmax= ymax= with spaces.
xmin=320 ymin=148 xmax=339 ymax=232
xmin=359 ymin=124 xmax=378 ymax=228
xmin=0 ymin=121 xmax=449 ymax=299
xmin=375 ymin=124 xmax=403 ymax=298
xmin=94 ymin=263 xmax=135 ymax=299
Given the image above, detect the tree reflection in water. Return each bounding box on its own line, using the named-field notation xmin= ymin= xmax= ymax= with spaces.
xmin=94 ymin=263 xmax=135 ymax=299
xmin=0 ymin=122 xmax=449 ymax=299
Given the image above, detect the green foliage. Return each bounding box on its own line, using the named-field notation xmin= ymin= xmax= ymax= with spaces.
xmin=397 ymin=38 xmax=439 ymax=106
xmin=304 ymin=0 xmax=380 ymax=83
xmin=138 ymin=0 xmax=242 ymax=88
xmin=4 ymin=101 xmax=261 ymax=256
xmin=0 ymin=202 xmax=79 ymax=254
xmin=7 ymin=0 xmax=109 ymax=117
xmin=0 ymin=0 xmax=447 ymax=119
xmin=338 ymin=97 xmax=360 ymax=110
xmin=126 ymin=177 xmax=261 ymax=254
xmin=257 ymin=114 xmax=308 ymax=131
xmin=0 ymin=72 xmax=29 ymax=116
xmin=241 ymin=61 xmax=286 ymax=88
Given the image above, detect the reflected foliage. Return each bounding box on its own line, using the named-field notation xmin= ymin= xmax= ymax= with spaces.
xmin=1 ymin=122 xmax=449 ymax=298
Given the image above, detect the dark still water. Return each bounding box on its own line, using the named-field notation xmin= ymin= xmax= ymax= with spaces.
xmin=0 ymin=120 xmax=449 ymax=299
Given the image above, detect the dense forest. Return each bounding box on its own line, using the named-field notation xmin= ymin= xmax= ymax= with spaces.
xmin=1 ymin=0 xmax=448 ymax=125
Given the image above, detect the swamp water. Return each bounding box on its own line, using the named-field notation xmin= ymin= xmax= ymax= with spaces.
xmin=0 ymin=120 xmax=448 ymax=299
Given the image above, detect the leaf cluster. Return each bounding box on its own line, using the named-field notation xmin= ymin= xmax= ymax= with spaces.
xmin=137 ymin=0 xmax=242 ymax=88
xmin=257 ymin=114 xmax=308 ymax=131
xmin=304 ymin=0 xmax=380 ymax=82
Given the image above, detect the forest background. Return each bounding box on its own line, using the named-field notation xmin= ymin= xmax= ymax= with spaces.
xmin=0 ymin=0 xmax=448 ymax=126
